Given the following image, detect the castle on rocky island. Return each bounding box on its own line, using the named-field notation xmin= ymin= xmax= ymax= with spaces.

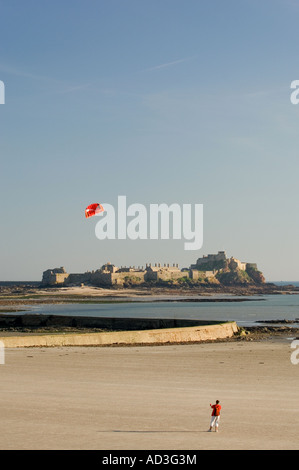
xmin=41 ymin=251 xmax=265 ymax=287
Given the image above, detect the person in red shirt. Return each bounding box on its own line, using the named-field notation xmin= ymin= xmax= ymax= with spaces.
xmin=209 ymin=400 xmax=221 ymax=432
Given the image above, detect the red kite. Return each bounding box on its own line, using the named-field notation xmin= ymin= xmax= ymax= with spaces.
xmin=85 ymin=203 xmax=104 ymax=218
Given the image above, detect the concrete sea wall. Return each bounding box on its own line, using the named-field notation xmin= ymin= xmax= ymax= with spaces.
xmin=0 ymin=321 xmax=239 ymax=347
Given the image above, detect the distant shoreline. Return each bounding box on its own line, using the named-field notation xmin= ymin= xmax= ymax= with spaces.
xmin=0 ymin=282 xmax=299 ymax=309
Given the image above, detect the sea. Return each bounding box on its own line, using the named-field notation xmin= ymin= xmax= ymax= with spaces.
xmin=1 ymin=282 xmax=299 ymax=328
xmin=3 ymin=294 xmax=299 ymax=329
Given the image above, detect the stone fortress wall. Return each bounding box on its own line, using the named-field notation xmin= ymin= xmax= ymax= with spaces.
xmin=41 ymin=251 xmax=260 ymax=287
xmin=41 ymin=263 xmax=188 ymax=287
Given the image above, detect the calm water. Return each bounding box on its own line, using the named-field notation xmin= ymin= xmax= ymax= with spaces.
xmin=13 ymin=294 xmax=299 ymax=327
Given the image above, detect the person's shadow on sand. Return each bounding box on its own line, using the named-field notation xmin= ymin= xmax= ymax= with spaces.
xmin=97 ymin=430 xmax=209 ymax=433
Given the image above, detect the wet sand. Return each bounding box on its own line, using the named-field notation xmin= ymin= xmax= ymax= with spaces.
xmin=0 ymin=336 xmax=298 ymax=450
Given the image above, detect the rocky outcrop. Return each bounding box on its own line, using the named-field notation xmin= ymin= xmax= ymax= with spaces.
xmin=245 ymin=266 xmax=265 ymax=284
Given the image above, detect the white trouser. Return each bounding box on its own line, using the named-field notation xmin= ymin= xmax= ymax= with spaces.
xmin=210 ymin=416 xmax=220 ymax=428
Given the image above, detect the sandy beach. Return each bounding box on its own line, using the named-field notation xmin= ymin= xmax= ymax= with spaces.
xmin=1 ymin=283 xmax=298 ymax=450
xmin=0 ymin=336 xmax=298 ymax=450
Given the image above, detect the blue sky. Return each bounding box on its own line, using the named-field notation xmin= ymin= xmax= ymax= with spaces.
xmin=1 ymin=0 xmax=299 ymax=281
